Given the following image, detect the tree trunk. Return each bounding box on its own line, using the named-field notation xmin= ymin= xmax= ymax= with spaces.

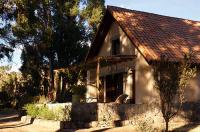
xmin=49 ymin=54 xmax=54 ymax=92
xmin=48 ymin=49 xmax=54 ymax=101
xmin=165 ymin=118 xmax=169 ymax=132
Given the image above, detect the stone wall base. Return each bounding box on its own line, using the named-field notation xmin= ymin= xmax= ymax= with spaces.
xmin=22 ymin=102 xmax=200 ymax=129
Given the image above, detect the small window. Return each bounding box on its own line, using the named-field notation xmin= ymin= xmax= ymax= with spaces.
xmin=112 ymin=38 xmax=120 ymax=55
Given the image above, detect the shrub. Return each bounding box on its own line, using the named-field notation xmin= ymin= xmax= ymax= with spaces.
xmin=37 ymin=106 xmax=56 ymax=120
xmin=23 ymin=104 xmax=39 ymax=118
xmin=23 ymin=104 xmax=71 ymax=121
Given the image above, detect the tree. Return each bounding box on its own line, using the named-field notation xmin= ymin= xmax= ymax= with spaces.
xmin=20 ymin=45 xmax=47 ymax=96
xmin=0 ymin=0 xmax=15 ymax=60
xmin=81 ymin=0 xmax=105 ymax=36
xmin=0 ymin=65 xmax=11 ymax=89
xmin=153 ymin=54 xmax=196 ymax=132
xmin=0 ymin=0 xmax=105 ymax=98
xmin=0 ymin=65 xmax=20 ymax=107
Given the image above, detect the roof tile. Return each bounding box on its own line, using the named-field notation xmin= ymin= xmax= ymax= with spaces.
xmin=108 ymin=6 xmax=200 ymax=63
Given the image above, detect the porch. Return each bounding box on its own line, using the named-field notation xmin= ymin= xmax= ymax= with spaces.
xmin=86 ymin=55 xmax=136 ymax=103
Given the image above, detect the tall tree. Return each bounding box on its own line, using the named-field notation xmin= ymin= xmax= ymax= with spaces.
xmin=0 ymin=0 xmax=105 ymax=96
xmin=0 ymin=0 xmax=15 ymax=59
xmin=81 ymin=0 xmax=105 ymax=38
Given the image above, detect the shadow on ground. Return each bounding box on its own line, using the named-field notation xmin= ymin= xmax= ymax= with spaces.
xmin=0 ymin=123 xmax=31 ymax=129
xmin=57 ymin=128 xmax=112 ymax=132
xmin=0 ymin=115 xmax=20 ymax=122
xmin=0 ymin=112 xmax=32 ymax=129
xmin=91 ymin=128 xmax=111 ymax=132
xmin=172 ymin=123 xmax=200 ymax=132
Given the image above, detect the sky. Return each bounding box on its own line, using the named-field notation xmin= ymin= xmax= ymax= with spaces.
xmin=106 ymin=0 xmax=200 ymax=21
xmin=1 ymin=0 xmax=200 ymax=71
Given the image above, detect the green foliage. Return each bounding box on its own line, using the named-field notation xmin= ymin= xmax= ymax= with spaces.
xmin=20 ymin=45 xmax=46 ymax=96
xmin=0 ymin=66 xmax=12 ymax=89
xmin=0 ymin=65 xmax=49 ymax=108
xmin=54 ymin=66 xmax=87 ymax=102
xmin=23 ymin=104 xmax=71 ymax=121
xmin=0 ymin=45 xmax=13 ymax=60
xmin=0 ymin=0 xmax=15 ymax=60
xmin=0 ymin=0 xmax=105 ymax=101
xmin=37 ymin=106 xmax=56 ymax=120
xmin=0 ymin=66 xmax=20 ymax=107
xmin=81 ymin=0 xmax=105 ymax=33
xmin=23 ymin=104 xmax=40 ymax=118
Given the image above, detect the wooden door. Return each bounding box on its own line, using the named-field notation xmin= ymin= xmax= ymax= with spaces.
xmin=106 ymin=73 xmax=123 ymax=102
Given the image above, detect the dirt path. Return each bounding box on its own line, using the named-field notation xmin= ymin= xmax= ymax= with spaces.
xmin=0 ymin=109 xmax=59 ymax=132
xmin=0 ymin=110 xmax=136 ymax=132
xmin=0 ymin=113 xmax=135 ymax=132
xmin=0 ymin=111 xmax=137 ymax=132
xmin=1 ymin=110 xmax=200 ymax=132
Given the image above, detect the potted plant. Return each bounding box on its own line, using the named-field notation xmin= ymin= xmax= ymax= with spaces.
xmin=70 ymin=84 xmax=87 ymax=103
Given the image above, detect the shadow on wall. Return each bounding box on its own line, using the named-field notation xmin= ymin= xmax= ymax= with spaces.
xmin=56 ymin=103 xmax=160 ymax=130
xmin=71 ymin=103 xmax=98 ymax=126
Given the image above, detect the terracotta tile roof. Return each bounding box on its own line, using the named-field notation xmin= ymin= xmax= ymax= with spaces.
xmin=107 ymin=6 xmax=200 ymax=63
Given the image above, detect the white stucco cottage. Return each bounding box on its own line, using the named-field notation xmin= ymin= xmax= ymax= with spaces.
xmin=85 ymin=6 xmax=200 ymax=104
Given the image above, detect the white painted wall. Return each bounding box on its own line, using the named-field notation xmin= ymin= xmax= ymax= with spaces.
xmin=86 ymin=21 xmax=157 ymax=104
xmin=86 ymin=21 xmax=200 ymax=104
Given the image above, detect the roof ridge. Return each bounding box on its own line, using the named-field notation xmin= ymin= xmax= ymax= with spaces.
xmin=107 ymin=5 xmax=200 ymax=23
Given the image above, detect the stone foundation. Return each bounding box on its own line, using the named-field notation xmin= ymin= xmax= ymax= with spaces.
xmin=30 ymin=102 xmax=197 ymax=128
xmin=41 ymin=103 xmax=163 ymax=122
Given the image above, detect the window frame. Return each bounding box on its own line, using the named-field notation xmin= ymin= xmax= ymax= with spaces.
xmin=111 ymin=38 xmax=120 ymax=55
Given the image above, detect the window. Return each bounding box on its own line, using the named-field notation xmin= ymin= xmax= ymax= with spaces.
xmin=112 ymin=38 xmax=120 ymax=55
